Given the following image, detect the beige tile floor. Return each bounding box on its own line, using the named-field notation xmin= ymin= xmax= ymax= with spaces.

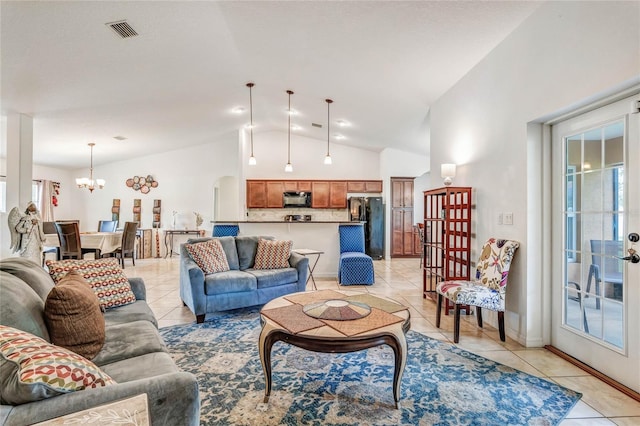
xmin=122 ymin=256 xmax=640 ymax=425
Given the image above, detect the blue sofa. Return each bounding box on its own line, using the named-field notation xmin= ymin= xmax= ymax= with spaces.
xmin=180 ymin=236 xmax=309 ymax=323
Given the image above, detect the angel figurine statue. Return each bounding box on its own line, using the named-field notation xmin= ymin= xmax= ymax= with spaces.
xmin=8 ymin=201 xmax=47 ymax=265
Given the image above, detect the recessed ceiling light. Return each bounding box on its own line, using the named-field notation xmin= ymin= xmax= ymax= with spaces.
xmin=336 ymin=120 xmax=350 ymax=127
xmin=291 ymin=124 xmax=301 ymax=131
xmin=232 ymin=107 xmax=246 ymax=114
xmin=287 ymin=109 xmax=298 ymax=116
xmin=244 ymin=123 xmax=255 ymax=129
xmin=334 ymin=134 xmax=346 ymax=140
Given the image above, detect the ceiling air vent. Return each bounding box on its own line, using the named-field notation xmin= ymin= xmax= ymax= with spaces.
xmin=106 ymin=20 xmax=138 ymax=39
xmin=312 ymin=123 xmax=323 ymax=128
xmin=113 ymin=136 xmax=127 ymax=141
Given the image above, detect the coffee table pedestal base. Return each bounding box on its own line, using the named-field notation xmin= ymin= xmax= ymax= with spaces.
xmin=259 ymin=321 xmax=408 ymax=409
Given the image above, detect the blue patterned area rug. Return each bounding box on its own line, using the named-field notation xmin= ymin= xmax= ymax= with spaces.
xmin=159 ymin=309 xmax=581 ymax=426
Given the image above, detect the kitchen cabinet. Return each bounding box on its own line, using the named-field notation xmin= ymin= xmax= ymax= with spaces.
xmin=390 ymin=177 xmax=417 ymax=257
xmin=310 ymin=181 xmax=347 ymax=208
xmin=247 ymin=179 xmax=351 ymax=209
xmin=266 ymin=181 xmax=284 ymax=208
xmin=311 ymin=182 xmax=330 ymax=208
xmin=422 ymin=187 xmax=472 ymax=305
xmin=346 ymin=180 xmax=383 ymax=193
xmin=247 ymin=181 xmax=267 ymax=208
xmin=329 ymin=181 xmax=347 ymax=208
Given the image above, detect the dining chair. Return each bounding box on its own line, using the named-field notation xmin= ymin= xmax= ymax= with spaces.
xmin=110 ymin=221 xmax=138 ymax=268
xmin=337 ymin=224 xmax=374 ymax=285
xmin=586 ymin=239 xmax=623 ymax=309
xmin=54 ymin=222 xmax=93 ymax=260
xmin=98 ymin=220 xmax=118 ymax=232
xmin=435 ymin=238 xmax=520 ymax=343
xmin=41 ymin=221 xmax=60 ymax=265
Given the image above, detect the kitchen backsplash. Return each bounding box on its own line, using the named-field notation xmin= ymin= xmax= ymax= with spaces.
xmin=247 ymin=208 xmax=349 ymax=222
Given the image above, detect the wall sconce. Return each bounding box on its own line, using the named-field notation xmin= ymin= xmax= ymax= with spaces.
xmin=441 ymin=163 xmax=457 ymax=186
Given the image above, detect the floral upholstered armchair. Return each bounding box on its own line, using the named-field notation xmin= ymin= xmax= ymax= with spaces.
xmin=435 ymin=238 xmax=519 ymax=343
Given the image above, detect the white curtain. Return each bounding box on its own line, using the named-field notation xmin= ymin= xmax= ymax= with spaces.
xmin=38 ymin=180 xmax=55 ymax=221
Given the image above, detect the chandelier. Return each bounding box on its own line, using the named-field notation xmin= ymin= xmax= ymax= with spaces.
xmin=76 ymin=142 xmax=105 ymax=192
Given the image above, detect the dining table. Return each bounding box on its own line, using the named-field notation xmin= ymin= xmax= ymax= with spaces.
xmin=44 ymin=231 xmax=123 ymax=259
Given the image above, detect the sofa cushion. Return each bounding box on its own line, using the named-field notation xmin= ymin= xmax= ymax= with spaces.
xmin=46 ymin=259 xmax=136 ymax=309
xmin=254 ymin=239 xmax=292 ymax=269
xmin=185 ymin=239 xmax=230 ymax=274
xmin=0 ymin=325 xmax=115 ymax=405
xmin=0 ymin=271 xmax=50 ymax=341
xmin=99 ymin=351 xmax=180 ymax=383
xmin=44 ymin=271 xmax=105 ymax=360
xmin=92 ymin=321 xmax=167 ymax=367
xmin=103 ymin=300 xmax=158 ymax=328
xmin=236 ymin=236 xmax=274 ymax=270
xmin=204 ymin=270 xmax=257 ymax=295
xmin=247 ymin=268 xmax=299 ymax=289
xmin=0 ymin=258 xmax=54 ymax=301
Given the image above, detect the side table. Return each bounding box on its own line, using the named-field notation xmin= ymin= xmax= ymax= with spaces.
xmin=292 ymin=248 xmax=324 ymax=290
xmin=164 ymin=229 xmax=205 ymax=258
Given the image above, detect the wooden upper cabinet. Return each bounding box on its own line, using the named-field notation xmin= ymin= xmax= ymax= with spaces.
xmin=391 ymin=178 xmax=414 ymax=208
xmin=297 ymin=181 xmax=312 ymax=191
xmin=247 ymin=179 xmax=359 ymax=209
xmin=311 ymin=181 xmax=330 ymax=208
xmin=246 ymin=181 xmax=267 ymax=208
xmin=283 ymin=181 xmax=298 ymax=191
xmin=347 ymin=181 xmax=366 ymax=192
xmin=329 ymin=181 xmax=348 ymax=208
xmin=266 ymin=181 xmax=284 ymax=208
xmin=346 ymin=180 xmax=383 ymax=193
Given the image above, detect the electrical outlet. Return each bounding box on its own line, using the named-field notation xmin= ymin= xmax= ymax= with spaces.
xmin=504 ymin=212 xmax=513 ymax=225
xmin=498 ymin=213 xmax=503 ymax=225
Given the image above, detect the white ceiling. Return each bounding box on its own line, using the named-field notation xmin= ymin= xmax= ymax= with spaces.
xmin=1 ymin=1 xmax=541 ymax=169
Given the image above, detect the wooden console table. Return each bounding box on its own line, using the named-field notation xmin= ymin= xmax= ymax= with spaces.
xmin=164 ymin=229 xmax=205 ymax=258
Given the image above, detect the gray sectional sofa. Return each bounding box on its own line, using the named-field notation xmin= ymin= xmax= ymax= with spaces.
xmin=180 ymin=236 xmax=309 ymax=323
xmin=0 ymin=257 xmax=200 ymax=425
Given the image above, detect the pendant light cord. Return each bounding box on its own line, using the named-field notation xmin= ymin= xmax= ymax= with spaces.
xmin=287 ymin=90 xmax=293 ymax=164
xmin=326 ymin=99 xmax=333 ymax=156
xmin=247 ymin=83 xmax=254 ymax=157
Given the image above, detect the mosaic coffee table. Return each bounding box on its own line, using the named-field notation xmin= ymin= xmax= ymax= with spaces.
xmin=259 ymin=289 xmax=411 ymax=408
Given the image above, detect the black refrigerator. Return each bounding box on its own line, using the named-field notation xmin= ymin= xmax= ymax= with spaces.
xmin=348 ymin=196 xmax=385 ymax=260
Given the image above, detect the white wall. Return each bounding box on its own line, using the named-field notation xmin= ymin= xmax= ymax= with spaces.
xmin=380 ymin=147 xmax=430 ymax=258
xmin=244 ymin=130 xmax=381 ymax=180
xmin=67 ymin=132 xmax=240 ymax=235
xmin=429 ymin=1 xmax=640 ymax=345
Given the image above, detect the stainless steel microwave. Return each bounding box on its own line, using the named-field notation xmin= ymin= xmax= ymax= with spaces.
xmin=283 ymin=191 xmax=312 ymax=208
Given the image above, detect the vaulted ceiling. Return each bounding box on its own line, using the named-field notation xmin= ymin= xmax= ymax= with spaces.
xmin=1 ymin=1 xmax=540 ymax=169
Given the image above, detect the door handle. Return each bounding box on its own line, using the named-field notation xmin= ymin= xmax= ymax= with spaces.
xmin=621 ymin=248 xmax=640 ymax=264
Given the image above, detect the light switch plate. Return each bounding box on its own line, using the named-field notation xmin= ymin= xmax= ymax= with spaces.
xmin=504 ymin=212 xmax=513 ymax=225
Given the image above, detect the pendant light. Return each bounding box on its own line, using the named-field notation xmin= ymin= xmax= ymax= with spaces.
xmin=324 ymin=99 xmax=333 ymax=165
xmin=76 ymin=143 xmax=105 ymax=192
xmin=246 ymin=82 xmax=256 ymax=165
xmin=285 ymin=90 xmax=294 ymax=173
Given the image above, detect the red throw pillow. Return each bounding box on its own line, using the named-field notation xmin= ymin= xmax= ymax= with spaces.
xmin=254 ymin=239 xmax=292 ymax=269
xmin=185 ymin=239 xmax=230 ymax=274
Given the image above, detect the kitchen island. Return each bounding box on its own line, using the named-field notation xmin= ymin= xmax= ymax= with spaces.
xmin=211 ymin=221 xmax=368 ymax=279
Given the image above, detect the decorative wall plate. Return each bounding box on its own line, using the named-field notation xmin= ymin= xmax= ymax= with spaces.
xmin=303 ymin=299 xmax=371 ymax=321
xmin=126 ymin=175 xmax=158 ymax=192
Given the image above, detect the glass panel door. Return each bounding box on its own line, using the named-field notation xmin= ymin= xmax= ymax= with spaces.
xmin=552 ymin=93 xmax=639 ymax=392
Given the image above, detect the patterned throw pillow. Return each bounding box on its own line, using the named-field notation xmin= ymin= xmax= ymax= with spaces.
xmin=44 ymin=271 xmax=106 ymax=360
xmin=254 ymin=239 xmax=292 ymax=269
xmin=185 ymin=239 xmax=230 ymax=274
xmin=46 ymin=258 xmax=136 ymax=309
xmin=0 ymin=325 xmax=115 ymax=405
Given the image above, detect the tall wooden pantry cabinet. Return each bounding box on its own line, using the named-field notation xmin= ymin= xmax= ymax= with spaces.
xmin=422 ymin=187 xmax=472 ymax=303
